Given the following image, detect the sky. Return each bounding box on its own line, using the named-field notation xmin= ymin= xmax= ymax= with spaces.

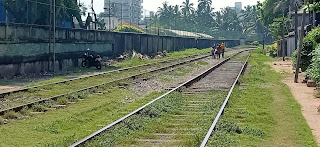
xmin=83 ymin=0 xmax=265 ymax=14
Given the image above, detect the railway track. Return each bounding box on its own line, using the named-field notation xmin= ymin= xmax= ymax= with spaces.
xmin=69 ymin=50 xmax=250 ymax=147
xmin=0 ymin=50 xmax=245 ymax=116
xmin=0 ymin=53 xmax=204 ymax=99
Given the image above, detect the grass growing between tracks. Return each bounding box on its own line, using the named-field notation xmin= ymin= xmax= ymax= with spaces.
xmin=84 ymin=90 xmax=228 ymax=147
xmin=0 ymin=48 xmax=212 ymax=111
xmin=207 ymin=49 xmax=317 ymax=146
xmin=0 ymin=83 xmax=166 ymax=147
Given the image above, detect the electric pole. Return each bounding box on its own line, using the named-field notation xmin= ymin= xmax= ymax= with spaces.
xmin=53 ymin=0 xmax=56 ymax=72
xmin=294 ymin=1 xmax=306 ymax=83
xmin=109 ymin=0 xmax=111 ymax=31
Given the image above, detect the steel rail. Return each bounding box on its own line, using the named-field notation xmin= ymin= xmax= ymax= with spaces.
xmin=0 ymin=53 xmax=205 ymax=99
xmin=200 ymin=53 xmax=250 ymax=147
xmin=0 ymin=53 xmax=213 ymax=115
xmin=69 ymin=50 xmax=246 ymax=147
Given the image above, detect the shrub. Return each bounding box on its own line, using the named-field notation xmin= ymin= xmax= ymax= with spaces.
xmin=20 ymin=106 xmax=31 ymax=115
xmin=293 ymin=27 xmax=320 ymax=72
xmin=32 ymin=104 xmax=47 ymax=112
xmin=267 ymin=44 xmax=277 ymax=54
xmin=250 ymin=41 xmax=261 ymax=46
xmin=0 ymin=116 xmax=4 ymax=125
xmin=4 ymin=111 xmax=19 ymax=119
xmin=57 ymin=97 xmax=69 ymax=105
xmin=114 ymin=25 xmax=145 ymax=33
xmin=308 ymin=46 xmax=320 ymax=83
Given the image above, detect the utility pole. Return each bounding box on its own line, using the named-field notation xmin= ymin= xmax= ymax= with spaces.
xmin=130 ymin=6 xmax=132 ymax=26
xmin=109 ymin=0 xmax=111 ymax=31
xmin=294 ymin=2 xmax=306 ymax=83
xmin=49 ymin=0 xmax=52 ymax=71
xmin=53 ymin=0 xmax=56 ymax=72
xmin=282 ymin=1 xmax=285 ymax=61
xmin=294 ymin=2 xmax=298 ymax=51
xmin=121 ymin=3 xmax=123 ymax=29
xmin=5 ymin=10 xmax=8 ymax=40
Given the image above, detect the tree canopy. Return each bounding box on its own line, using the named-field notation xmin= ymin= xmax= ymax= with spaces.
xmin=3 ymin=0 xmax=84 ymax=27
xmin=152 ymin=0 xmax=270 ymax=41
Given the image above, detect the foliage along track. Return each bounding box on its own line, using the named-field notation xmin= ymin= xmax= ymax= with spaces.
xmin=70 ymin=51 xmax=250 ymax=147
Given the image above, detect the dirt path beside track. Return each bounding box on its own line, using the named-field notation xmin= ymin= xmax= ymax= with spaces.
xmin=270 ymin=59 xmax=320 ymax=146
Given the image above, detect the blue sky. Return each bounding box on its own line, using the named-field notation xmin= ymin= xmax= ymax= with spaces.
xmin=84 ymin=0 xmax=265 ymax=14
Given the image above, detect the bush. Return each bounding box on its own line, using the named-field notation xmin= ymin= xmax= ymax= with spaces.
xmin=250 ymin=41 xmax=260 ymax=46
xmin=308 ymin=46 xmax=320 ymax=83
xmin=267 ymin=44 xmax=277 ymax=54
xmin=293 ymin=27 xmax=320 ymax=72
xmin=32 ymin=104 xmax=47 ymax=112
xmin=114 ymin=25 xmax=145 ymax=33
xmin=57 ymin=97 xmax=69 ymax=105
xmin=20 ymin=106 xmax=31 ymax=115
xmin=4 ymin=111 xmax=19 ymax=119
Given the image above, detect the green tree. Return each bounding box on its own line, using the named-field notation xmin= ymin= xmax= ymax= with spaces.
xmin=4 ymin=0 xmax=83 ymax=27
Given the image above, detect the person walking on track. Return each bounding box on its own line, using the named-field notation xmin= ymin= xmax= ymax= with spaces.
xmin=216 ymin=44 xmax=222 ymax=59
xmin=221 ymin=42 xmax=225 ymax=58
xmin=211 ymin=44 xmax=216 ymax=59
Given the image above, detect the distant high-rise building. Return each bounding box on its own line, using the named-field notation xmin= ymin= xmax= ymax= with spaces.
xmin=104 ymin=0 xmax=143 ymax=25
xmin=235 ymin=2 xmax=242 ymax=13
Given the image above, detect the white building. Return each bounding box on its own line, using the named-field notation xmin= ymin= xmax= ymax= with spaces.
xmin=230 ymin=2 xmax=242 ymax=13
xmin=235 ymin=2 xmax=242 ymax=13
xmin=104 ymin=0 xmax=143 ymax=26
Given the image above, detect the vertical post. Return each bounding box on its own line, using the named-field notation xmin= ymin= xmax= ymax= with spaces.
xmin=26 ymin=0 xmax=29 ymax=24
xmin=294 ymin=9 xmax=306 ymax=83
xmin=130 ymin=6 xmax=132 ymax=26
xmin=109 ymin=0 xmax=111 ymax=31
xmin=49 ymin=0 xmax=52 ymax=71
xmin=294 ymin=3 xmax=298 ymax=51
xmin=5 ymin=10 xmax=8 ymax=40
xmin=53 ymin=0 xmax=56 ymax=72
xmin=282 ymin=1 xmax=285 ymax=61
xmin=121 ymin=3 xmax=123 ymax=29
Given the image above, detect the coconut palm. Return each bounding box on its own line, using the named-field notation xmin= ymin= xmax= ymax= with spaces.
xmin=180 ymin=0 xmax=195 ymax=18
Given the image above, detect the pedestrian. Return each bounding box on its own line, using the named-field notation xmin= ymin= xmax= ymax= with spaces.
xmin=221 ymin=42 xmax=225 ymax=58
xmin=216 ymin=44 xmax=221 ymax=59
xmin=211 ymin=44 xmax=216 ymax=59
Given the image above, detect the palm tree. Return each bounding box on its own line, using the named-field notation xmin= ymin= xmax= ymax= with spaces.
xmin=180 ymin=0 xmax=195 ymax=18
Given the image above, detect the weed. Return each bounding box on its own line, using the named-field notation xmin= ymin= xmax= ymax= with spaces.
xmin=57 ymin=97 xmax=69 ymax=105
xmin=197 ymin=60 xmax=209 ymax=65
xmin=32 ymin=104 xmax=47 ymax=112
xmin=3 ymin=111 xmax=19 ymax=119
xmin=0 ymin=116 xmax=4 ymax=125
xmin=20 ymin=106 xmax=31 ymax=115
xmin=85 ymin=91 xmax=184 ymax=146
xmin=67 ymin=94 xmax=79 ymax=101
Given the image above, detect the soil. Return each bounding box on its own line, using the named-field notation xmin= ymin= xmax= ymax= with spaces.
xmin=0 ymin=86 xmax=20 ymax=93
xmin=270 ymin=59 xmax=320 ymax=146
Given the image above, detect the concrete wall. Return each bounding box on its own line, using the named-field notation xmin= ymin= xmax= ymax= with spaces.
xmin=0 ymin=23 xmax=240 ymax=78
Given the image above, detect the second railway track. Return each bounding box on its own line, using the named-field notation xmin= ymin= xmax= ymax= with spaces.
xmin=69 ymin=50 xmax=251 ymax=147
xmin=0 ymin=49 xmax=244 ymax=116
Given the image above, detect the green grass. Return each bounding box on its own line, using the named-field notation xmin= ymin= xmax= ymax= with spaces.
xmin=207 ymin=49 xmax=317 ymax=146
xmin=85 ymin=90 xmax=228 ymax=147
xmin=1 ymin=48 xmax=213 ymax=111
xmin=0 ymin=86 xmax=165 ymax=147
xmin=26 ymin=77 xmax=67 ymax=87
